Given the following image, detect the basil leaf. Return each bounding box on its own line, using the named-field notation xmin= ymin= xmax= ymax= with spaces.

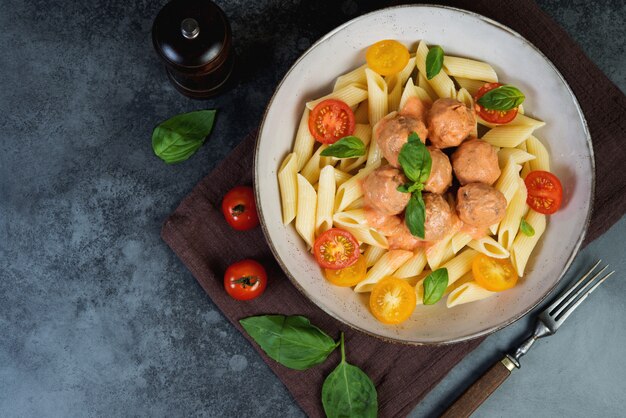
xmin=320 ymin=136 xmax=366 ymax=158
xmin=152 ymin=110 xmax=216 ymax=164
xmin=240 ymin=315 xmax=339 ymax=370
xmin=423 ymin=268 xmax=449 ymax=305
xmin=322 ymin=333 xmax=378 ymax=418
xmin=520 ymin=219 xmax=535 ymax=236
xmin=426 ymin=45 xmax=444 ymax=80
xmin=398 ymin=133 xmax=432 ymax=184
xmin=396 ymin=184 xmax=411 ymax=193
xmin=405 ymin=192 xmax=426 ymax=239
xmin=407 ymin=131 xmax=422 ymax=144
xmin=477 ymin=85 xmax=525 ymax=110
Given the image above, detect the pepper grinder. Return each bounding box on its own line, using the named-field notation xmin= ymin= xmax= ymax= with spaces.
xmin=152 ymin=0 xmax=234 ymax=99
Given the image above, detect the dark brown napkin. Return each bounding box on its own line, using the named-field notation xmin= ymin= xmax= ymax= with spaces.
xmin=162 ymin=1 xmax=626 ymax=417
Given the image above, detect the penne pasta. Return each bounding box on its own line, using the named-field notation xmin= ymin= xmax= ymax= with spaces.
xmin=397 ymin=57 xmax=416 ymax=88
xmin=333 ymin=64 xmax=367 ymax=91
xmin=292 ymin=108 xmax=316 ymax=170
xmin=315 ymin=165 xmax=336 ymax=236
xmin=333 ymin=168 xmax=352 ymax=186
xmin=415 ymin=249 xmax=478 ymax=304
xmin=365 ymin=68 xmax=388 ymax=126
xmin=498 ymin=147 xmax=536 ymax=168
xmin=345 ymin=196 xmax=364 ymax=211
xmin=494 ymin=158 xmax=522 ymax=204
xmin=385 ymin=74 xmax=403 ymax=112
xmin=498 ymin=178 xmax=528 ymax=249
xmin=415 ymin=41 xmax=456 ymax=98
xmin=353 ymin=99 xmax=369 ymax=124
xmin=335 ymin=161 xmax=380 ymax=212
xmin=363 ymin=245 xmax=387 ymax=268
xmin=510 ymin=210 xmax=546 ymax=277
xmin=426 ymin=233 xmax=455 ymax=270
xmin=306 ymin=84 xmax=368 ymax=110
xmin=481 ymin=125 xmax=536 ymax=148
xmin=354 ymin=249 xmax=413 ymax=293
xmin=478 ymin=112 xmax=546 ymax=130
xmin=300 ymin=144 xmax=328 ymax=185
xmin=277 ymin=153 xmax=298 ymax=225
xmin=417 ymin=72 xmax=437 ymax=101
xmin=443 ymin=56 xmax=498 ymax=83
xmin=468 ymin=235 xmax=510 ymax=259
xmin=454 ymin=77 xmax=485 ymax=96
xmin=526 ymin=135 xmax=551 ymax=172
xmin=295 ymin=174 xmax=317 ymax=248
xmin=447 ymin=281 xmax=496 ymax=308
xmin=394 ymin=248 xmax=428 ymax=279
xmin=451 ymin=232 xmax=472 ymax=253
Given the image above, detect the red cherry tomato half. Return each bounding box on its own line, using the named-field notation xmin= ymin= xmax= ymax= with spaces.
xmin=308 ymin=99 xmax=356 ymax=144
xmin=224 ymin=259 xmax=267 ymax=301
xmin=313 ymin=228 xmax=360 ymax=270
xmin=221 ymin=186 xmax=259 ymax=231
xmin=524 ymin=170 xmax=563 ymax=214
xmin=474 ymin=82 xmax=518 ymax=124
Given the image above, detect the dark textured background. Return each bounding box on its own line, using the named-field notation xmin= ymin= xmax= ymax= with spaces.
xmin=1 ymin=0 xmax=624 ymax=417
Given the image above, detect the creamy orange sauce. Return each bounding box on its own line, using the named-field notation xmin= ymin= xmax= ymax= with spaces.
xmin=400 ymin=96 xmax=429 ymax=121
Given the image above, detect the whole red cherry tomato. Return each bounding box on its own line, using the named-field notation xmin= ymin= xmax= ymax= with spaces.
xmin=221 ymin=186 xmax=259 ymax=231
xmin=224 ymin=259 xmax=267 ymax=301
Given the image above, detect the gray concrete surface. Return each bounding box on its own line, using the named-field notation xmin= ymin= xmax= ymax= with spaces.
xmin=0 ymin=0 xmax=624 ymax=417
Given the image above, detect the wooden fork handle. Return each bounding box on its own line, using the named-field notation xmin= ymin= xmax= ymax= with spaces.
xmin=440 ymin=357 xmax=516 ymax=418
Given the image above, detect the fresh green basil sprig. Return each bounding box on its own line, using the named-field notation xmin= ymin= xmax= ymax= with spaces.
xmin=320 ymin=136 xmax=366 ymax=158
xmin=423 ymin=268 xmax=449 ymax=305
xmin=322 ymin=333 xmax=378 ymax=418
xmin=425 ymin=45 xmax=444 ymax=80
xmin=520 ymin=219 xmax=535 ymax=237
xmin=151 ymin=110 xmax=216 ymax=164
xmin=396 ymin=132 xmax=432 ymax=238
xmin=240 ymin=315 xmax=338 ymax=370
xmin=241 ymin=315 xmax=379 ymax=416
xmin=477 ymin=85 xmax=525 ymax=110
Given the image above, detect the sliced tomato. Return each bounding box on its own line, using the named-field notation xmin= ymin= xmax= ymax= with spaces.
xmin=369 ymin=277 xmax=416 ymax=324
xmin=366 ymin=39 xmax=410 ymax=76
xmin=472 ymin=254 xmax=518 ymax=292
xmin=308 ymin=99 xmax=355 ymax=144
xmin=313 ymin=228 xmax=360 ymax=270
xmin=524 ymin=170 xmax=563 ymax=214
xmin=474 ymin=82 xmax=518 ymax=124
xmin=324 ymin=255 xmax=366 ymax=287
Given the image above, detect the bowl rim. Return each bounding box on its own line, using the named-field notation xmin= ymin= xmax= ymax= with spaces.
xmin=253 ymin=4 xmax=595 ymax=346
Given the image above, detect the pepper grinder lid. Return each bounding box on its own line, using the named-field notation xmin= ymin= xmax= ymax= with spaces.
xmin=152 ymin=0 xmax=232 ymax=71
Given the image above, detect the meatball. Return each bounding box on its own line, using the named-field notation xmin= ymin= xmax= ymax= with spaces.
xmin=363 ymin=166 xmax=410 ymax=215
xmin=387 ymin=222 xmax=422 ymax=251
xmin=451 ymin=138 xmax=501 ymax=185
xmin=456 ymin=183 xmax=507 ymax=228
xmin=424 ymin=147 xmax=452 ymax=194
xmin=423 ymin=193 xmax=454 ymax=241
xmin=375 ymin=112 xmax=428 ymax=167
xmin=365 ymin=209 xmax=402 ymax=236
xmin=400 ymin=96 xmax=429 ymax=121
xmin=427 ymin=98 xmax=476 ymax=148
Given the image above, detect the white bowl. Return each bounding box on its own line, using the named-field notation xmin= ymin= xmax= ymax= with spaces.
xmin=254 ymin=5 xmax=593 ymax=344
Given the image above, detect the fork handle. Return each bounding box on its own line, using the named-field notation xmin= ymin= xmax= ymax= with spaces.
xmin=440 ymin=356 xmax=516 ymax=418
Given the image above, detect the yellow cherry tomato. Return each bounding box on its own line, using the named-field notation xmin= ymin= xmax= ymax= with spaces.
xmin=472 ymin=254 xmax=519 ymax=292
xmin=369 ymin=277 xmax=416 ymax=324
xmin=366 ymin=40 xmax=410 ymax=76
xmin=324 ymin=255 xmax=367 ymax=287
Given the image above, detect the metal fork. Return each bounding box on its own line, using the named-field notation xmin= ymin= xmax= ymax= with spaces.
xmin=441 ymin=260 xmax=616 ymax=418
